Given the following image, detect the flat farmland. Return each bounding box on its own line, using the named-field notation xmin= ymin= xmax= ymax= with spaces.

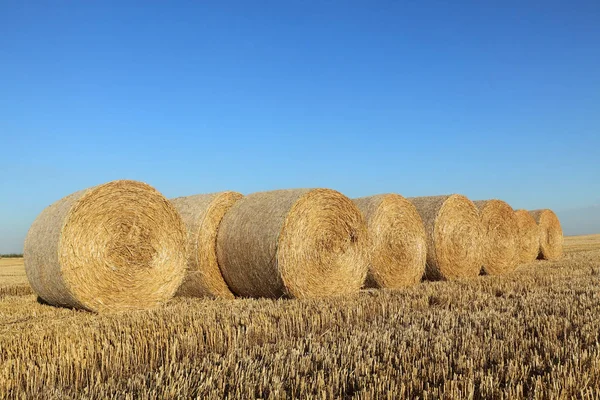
xmin=1 ymin=235 xmax=600 ymax=398
xmin=0 ymin=258 xmax=28 ymax=286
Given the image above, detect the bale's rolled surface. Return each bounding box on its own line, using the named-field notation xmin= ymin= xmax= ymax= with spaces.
xmin=170 ymin=191 xmax=243 ymax=298
xmin=529 ymin=209 xmax=563 ymax=260
xmin=514 ymin=209 xmax=541 ymax=264
xmin=408 ymin=195 xmax=484 ymax=280
xmin=24 ymin=180 xmax=187 ymax=312
xmin=352 ymin=194 xmax=426 ymax=288
xmin=216 ymin=188 xmax=369 ymax=298
xmin=473 ymin=200 xmax=519 ymax=275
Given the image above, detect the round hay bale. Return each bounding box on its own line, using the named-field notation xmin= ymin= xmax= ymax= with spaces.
xmin=529 ymin=209 xmax=563 ymax=260
xmin=216 ymin=188 xmax=369 ymax=298
xmin=408 ymin=195 xmax=484 ymax=280
xmin=514 ymin=209 xmax=541 ymax=264
xmin=473 ymin=200 xmax=519 ymax=275
xmin=24 ymin=180 xmax=187 ymax=312
xmin=170 ymin=191 xmax=243 ymax=298
xmin=352 ymin=194 xmax=426 ymax=288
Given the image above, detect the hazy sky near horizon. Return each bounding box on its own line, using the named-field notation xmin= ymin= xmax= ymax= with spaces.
xmin=1 ymin=1 xmax=599 ymax=253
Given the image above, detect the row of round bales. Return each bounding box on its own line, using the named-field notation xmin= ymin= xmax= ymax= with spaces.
xmin=23 ymin=180 xmax=564 ymax=312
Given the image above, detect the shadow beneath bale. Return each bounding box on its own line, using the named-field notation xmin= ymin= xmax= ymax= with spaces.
xmin=36 ymin=296 xmax=51 ymax=306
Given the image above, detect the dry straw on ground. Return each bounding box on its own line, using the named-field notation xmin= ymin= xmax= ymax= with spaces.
xmin=24 ymin=180 xmax=187 ymax=312
xmin=473 ymin=200 xmax=519 ymax=275
xmin=408 ymin=195 xmax=484 ymax=280
xmin=529 ymin=209 xmax=564 ymax=260
xmin=216 ymin=188 xmax=369 ymax=298
xmin=514 ymin=209 xmax=541 ymax=264
xmin=352 ymin=194 xmax=426 ymax=288
xmin=170 ymin=191 xmax=243 ymax=298
xmin=2 ymin=237 xmax=600 ymax=398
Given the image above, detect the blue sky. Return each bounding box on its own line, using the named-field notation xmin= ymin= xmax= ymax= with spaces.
xmin=1 ymin=1 xmax=599 ymax=252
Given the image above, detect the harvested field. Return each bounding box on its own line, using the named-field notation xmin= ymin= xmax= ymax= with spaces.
xmin=563 ymin=234 xmax=600 ymax=253
xmin=0 ymin=258 xmax=32 ymax=299
xmin=0 ymin=258 xmax=28 ymax=286
xmin=0 ymin=235 xmax=599 ymax=398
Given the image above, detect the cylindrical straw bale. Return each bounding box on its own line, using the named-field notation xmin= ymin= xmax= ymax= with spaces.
xmin=529 ymin=209 xmax=563 ymax=260
xmin=24 ymin=180 xmax=186 ymax=312
xmin=514 ymin=209 xmax=541 ymax=264
xmin=216 ymin=188 xmax=369 ymax=298
xmin=352 ymin=194 xmax=426 ymax=288
xmin=408 ymin=195 xmax=484 ymax=280
xmin=473 ymin=200 xmax=519 ymax=275
xmin=170 ymin=191 xmax=243 ymax=298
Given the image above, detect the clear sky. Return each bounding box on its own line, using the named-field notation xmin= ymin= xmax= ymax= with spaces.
xmin=1 ymin=1 xmax=599 ymax=253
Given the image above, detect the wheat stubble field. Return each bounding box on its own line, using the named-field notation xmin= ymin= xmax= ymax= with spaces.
xmin=1 ymin=235 xmax=600 ymax=399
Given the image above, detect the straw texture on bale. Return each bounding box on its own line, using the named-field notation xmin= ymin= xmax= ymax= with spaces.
xmin=216 ymin=188 xmax=369 ymax=298
xmin=170 ymin=191 xmax=243 ymax=298
xmin=24 ymin=180 xmax=187 ymax=312
xmin=352 ymin=194 xmax=426 ymax=288
xmin=408 ymin=195 xmax=484 ymax=280
xmin=529 ymin=209 xmax=564 ymax=260
xmin=514 ymin=209 xmax=541 ymax=264
xmin=473 ymin=200 xmax=519 ymax=275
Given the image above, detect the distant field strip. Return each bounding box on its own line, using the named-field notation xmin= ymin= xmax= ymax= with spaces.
xmin=0 ymin=259 xmax=29 ymax=287
xmin=563 ymin=234 xmax=600 ymax=253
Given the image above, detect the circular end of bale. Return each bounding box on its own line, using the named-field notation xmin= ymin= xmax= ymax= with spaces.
xmin=171 ymin=191 xmax=243 ymax=298
xmin=474 ymin=200 xmax=519 ymax=275
xmin=25 ymin=180 xmax=187 ymax=312
xmin=278 ymin=189 xmax=369 ymax=298
xmin=429 ymin=194 xmax=484 ymax=279
xmin=353 ymin=194 xmax=426 ymax=288
xmin=529 ymin=209 xmax=563 ymax=260
xmin=514 ymin=209 xmax=541 ymax=264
